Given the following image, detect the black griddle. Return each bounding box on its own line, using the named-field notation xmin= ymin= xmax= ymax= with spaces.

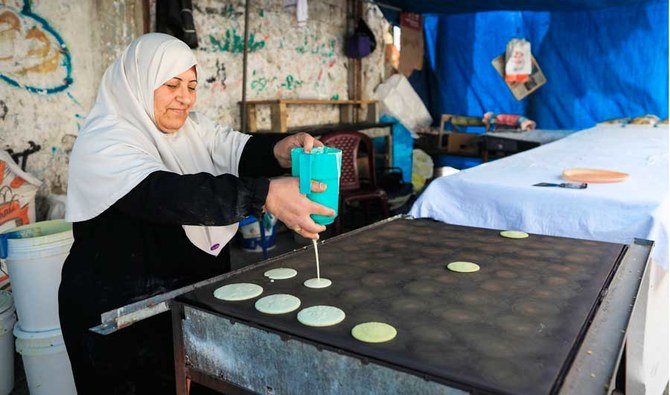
xmin=179 ymin=218 xmax=626 ymax=394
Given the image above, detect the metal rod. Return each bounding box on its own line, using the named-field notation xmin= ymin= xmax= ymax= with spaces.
xmin=90 ymin=215 xmax=407 ymax=335
xmin=240 ymin=0 xmax=251 ymax=132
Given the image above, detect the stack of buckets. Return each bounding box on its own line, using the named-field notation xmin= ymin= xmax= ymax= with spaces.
xmin=0 ymin=220 xmax=77 ymax=395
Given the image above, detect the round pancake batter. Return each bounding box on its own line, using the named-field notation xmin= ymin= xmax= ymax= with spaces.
xmin=264 ymin=268 xmax=297 ymax=280
xmin=500 ymin=230 xmax=529 ymax=239
xmin=304 ymin=278 xmax=332 ymax=289
xmin=297 ymin=305 xmax=345 ymax=327
xmin=351 ymin=322 xmax=397 ymax=343
xmin=447 ymin=261 xmax=480 ymax=273
xmin=213 ymin=283 xmax=263 ymax=301
xmin=255 ymin=294 xmax=301 ymax=314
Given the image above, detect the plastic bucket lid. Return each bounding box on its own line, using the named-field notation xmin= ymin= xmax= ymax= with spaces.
xmin=0 ymin=220 xmax=73 ymax=259
xmin=13 ymin=324 xmax=65 ymax=356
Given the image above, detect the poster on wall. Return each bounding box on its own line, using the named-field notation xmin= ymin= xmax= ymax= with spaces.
xmin=399 ymin=12 xmax=423 ymax=77
xmin=491 ymin=53 xmax=546 ymax=100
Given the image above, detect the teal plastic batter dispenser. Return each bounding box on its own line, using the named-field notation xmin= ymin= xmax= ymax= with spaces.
xmin=291 ymin=147 xmax=342 ymax=225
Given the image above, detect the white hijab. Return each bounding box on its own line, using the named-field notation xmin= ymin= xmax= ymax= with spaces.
xmin=66 ymin=33 xmax=249 ymax=256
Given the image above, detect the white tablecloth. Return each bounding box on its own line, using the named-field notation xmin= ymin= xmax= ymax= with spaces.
xmin=410 ymin=124 xmax=669 ymax=393
xmin=411 ymin=124 xmax=669 ymax=268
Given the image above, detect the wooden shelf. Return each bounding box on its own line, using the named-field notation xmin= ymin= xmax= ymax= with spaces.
xmin=249 ymin=121 xmax=394 ymax=136
xmin=239 ymin=98 xmax=380 ymax=133
xmin=243 ymin=99 xmax=378 ymax=105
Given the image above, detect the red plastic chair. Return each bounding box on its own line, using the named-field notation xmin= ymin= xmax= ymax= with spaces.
xmin=320 ymin=131 xmax=390 ymax=235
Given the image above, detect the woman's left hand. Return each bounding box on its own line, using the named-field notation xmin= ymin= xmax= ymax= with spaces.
xmin=273 ymin=132 xmax=324 ymax=168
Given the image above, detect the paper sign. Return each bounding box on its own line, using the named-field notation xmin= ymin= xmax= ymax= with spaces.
xmin=492 ymin=53 xmax=546 ymax=100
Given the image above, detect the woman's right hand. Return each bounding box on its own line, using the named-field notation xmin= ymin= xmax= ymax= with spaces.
xmin=264 ymin=177 xmax=335 ymax=240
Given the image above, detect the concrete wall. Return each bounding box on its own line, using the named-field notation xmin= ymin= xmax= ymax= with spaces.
xmin=0 ymin=0 xmax=144 ymax=212
xmin=0 ymin=0 xmax=387 ymax=217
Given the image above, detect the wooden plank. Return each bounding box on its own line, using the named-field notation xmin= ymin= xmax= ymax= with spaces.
xmin=271 ymin=102 xmax=288 ymax=132
xmin=246 ymin=104 xmax=257 ymax=132
xmin=366 ymin=102 xmax=379 ymax=122
xmin=438 ymin=114 xmax=450 ymax=147
xmin=241 ymin=99 xmax=378 ymax=105
xmin=340 ymin=104 xmax=354 ymax=123
xmin=248 ymin=121 xmax=394 ymax=135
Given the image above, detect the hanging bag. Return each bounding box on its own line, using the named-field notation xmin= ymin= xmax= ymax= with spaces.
xmin=345 ymin=18 xmax=377 ymax=58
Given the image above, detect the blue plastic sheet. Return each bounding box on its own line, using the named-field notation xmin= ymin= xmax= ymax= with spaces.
xmin=406 ymin=0 xmax=668 ymax=129
xmin=380 ymin=0 xmax=650 ymax=15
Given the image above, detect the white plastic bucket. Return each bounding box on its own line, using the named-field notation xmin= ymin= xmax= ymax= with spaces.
xmin=13 ymin=324 xmax=76 ymax=395
xmin=3 ymin=220 xmax=73 ymax=331
xmin=0 ymin=291 xmax=16 ymax=395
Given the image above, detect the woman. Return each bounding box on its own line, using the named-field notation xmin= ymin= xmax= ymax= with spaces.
xmin=59 ymin=33 xmax=332 ymax=394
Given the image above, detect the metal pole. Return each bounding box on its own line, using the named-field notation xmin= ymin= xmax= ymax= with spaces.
xmin=241 ymin=0 xmax=251 ymax=132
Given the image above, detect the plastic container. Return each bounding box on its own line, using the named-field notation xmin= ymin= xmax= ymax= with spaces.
xmin=13 ymin=324 xmax=76 ymax=395
xmin=2 ymin=220 xmax=73 ymax=331
xmin=291 ymin=146 xmax=342 ymax=225
xmin=239 ymin=214 xmax=277 ymax=252
xmin=0 ymin=291 xmax=16 ymax=395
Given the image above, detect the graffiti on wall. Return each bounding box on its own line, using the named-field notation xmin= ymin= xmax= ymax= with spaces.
xmin=295 ymin=35 xmax=336 ymax=58
xmin=207 ymin=29 xmax=266 ymax=54
xmin=205 ymin=59 xmax=227 ymax=93
xmin=0 ymin=1 xmax=72 ymax=94
xmin=250 ymin=70 xmax=304 ymax=95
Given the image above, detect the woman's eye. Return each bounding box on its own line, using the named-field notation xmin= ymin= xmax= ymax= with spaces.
xmin=165 ymin=84 xmax=178 ymax=89
xmin=188 ymin=86 xmax=197 ymax=92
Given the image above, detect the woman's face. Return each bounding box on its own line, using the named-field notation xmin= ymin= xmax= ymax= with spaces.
xmin=153 ymin=66 xmax=197 ymax=134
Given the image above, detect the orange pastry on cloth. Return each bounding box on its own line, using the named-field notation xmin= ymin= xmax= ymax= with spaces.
xmin=562 ymin=168 xmax=629 ymax=183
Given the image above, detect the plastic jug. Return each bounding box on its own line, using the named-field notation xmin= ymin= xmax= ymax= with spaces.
xmin=291 ymin=147 xmax=341 ymax=225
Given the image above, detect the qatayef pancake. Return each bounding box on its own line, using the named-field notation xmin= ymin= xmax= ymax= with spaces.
xmin=213 ymin=283 xmax=263 ymax=301
xmin=500 ymin=230 xmax=529 ymax=239
xmin=304 ymin=278 xmax=332 ymax=289
xmin=297 ymin=306 xmax=345 ymax=327
xmin=255 ymin=294 xmax=301 ymax=314
xmin=447 ymin=261 xmax=480 ymax=273
xmin=352 ymin=322 xmax=397 ymax=343
xmin=264 ymin=268 xmax=297 ymax=280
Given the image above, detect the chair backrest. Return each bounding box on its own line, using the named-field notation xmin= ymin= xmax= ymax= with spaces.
xmin=320 ymin=131 xmax=376 ymax=192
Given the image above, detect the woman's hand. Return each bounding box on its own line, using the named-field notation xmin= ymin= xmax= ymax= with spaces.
xmin=273 ymin=132 xmax=324 ymax=168
xmin=264 ymin=177 xmax=334 ymax=240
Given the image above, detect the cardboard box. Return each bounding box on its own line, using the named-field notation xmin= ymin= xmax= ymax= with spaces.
xmin=447 ymin=132 xmax=482 ymax=156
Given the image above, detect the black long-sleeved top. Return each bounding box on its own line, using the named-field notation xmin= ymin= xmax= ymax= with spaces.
xmin=58 ymin=134 xmax=285 ymax=394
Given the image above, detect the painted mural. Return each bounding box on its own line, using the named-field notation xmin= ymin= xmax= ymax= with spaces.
xmin=0 ymin=0 xmax=72 ymax=94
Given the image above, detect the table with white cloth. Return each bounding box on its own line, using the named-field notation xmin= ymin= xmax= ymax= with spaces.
xmin=411 ymin=124 xmax=669 ymax=394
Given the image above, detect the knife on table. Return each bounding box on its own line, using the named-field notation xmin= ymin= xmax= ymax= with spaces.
xmin=533 ymin=182 xmax=588 ymax=189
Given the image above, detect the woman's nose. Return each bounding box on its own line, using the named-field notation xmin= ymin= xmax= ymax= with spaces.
xmin=176 ymin=86 xmax=192 ymax=105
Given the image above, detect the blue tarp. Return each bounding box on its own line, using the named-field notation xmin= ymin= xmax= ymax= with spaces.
xmin=381 ymin=0 xmax=651 ymax=14
xmin=401 ymin=0 xmax=668 ymax=129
